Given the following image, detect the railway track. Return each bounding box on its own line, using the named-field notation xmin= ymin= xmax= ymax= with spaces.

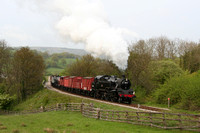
xmin=45 ymin=80 xmax=169 ymax=112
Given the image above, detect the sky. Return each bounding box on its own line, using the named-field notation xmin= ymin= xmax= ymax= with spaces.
xmin=0 ymin=0 xmax=200 ymax=49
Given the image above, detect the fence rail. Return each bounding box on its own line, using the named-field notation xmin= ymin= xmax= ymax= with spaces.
xmin=0 ymin=103 xmax=199 ymax=132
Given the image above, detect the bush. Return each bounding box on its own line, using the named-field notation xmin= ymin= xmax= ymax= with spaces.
xmin=135 ymin=60 xmax=184 ymax=95
xmin=0 ymin=94 xmax=14 ymax=109
xmin=0 ymin=83 xmax=6 ymax=94
xmin=148 ymin=60 xmax=184 ymax=84
xmin=154 ymin=71 xmax=200 ymax=110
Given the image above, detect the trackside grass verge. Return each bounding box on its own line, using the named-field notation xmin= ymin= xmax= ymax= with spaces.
xmin=13 ymin=89 xmax=135 ymax=111
xmin=0 ymin=111 xmax=193 ymax=133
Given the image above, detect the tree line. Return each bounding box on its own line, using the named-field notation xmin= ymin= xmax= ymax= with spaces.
xmin=0 ymin=40 xmax=45 ymax=109
xmin=62 ymin=54 xmax=121 ymax=77
xmin=40 ymin=52 xmax=79 ymax=69
xmin=126 ymin=36 xmax=200 ymax=110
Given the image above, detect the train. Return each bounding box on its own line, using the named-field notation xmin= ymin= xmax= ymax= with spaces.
xmin=50 ymin=75 xmax=136 ymax=104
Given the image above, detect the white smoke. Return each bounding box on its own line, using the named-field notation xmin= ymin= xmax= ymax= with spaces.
xmin=16 ymin=0 xmax=138 ymax=69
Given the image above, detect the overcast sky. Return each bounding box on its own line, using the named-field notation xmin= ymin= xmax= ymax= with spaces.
xmin=0 ymin=0 xmax=200 ymax=49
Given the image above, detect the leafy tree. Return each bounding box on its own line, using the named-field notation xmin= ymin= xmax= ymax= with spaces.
xmin=126 ymin=40 xmax=152 ymax=88
xmin=0 ymin=40 xmax=11 ymax=83
xmin=63 ymin=54 xmax=121 ymax=77
xmin=60 ymin=58 xmax=67 ymax=66
xmin=41 ymin=51 xmax=49 ymax=60
xmin=51 ymin=54 xmax=59 ymax=63
xmin=65 ymin=54 xmax=97 ymax=77
xmin=10 ymin=47 xmax=45 ymax=102
xmin=148 ymin=60 xmax=184 ymax=85
xmin=180 ymin=44 xmax=200 ymax=73
xmin=96 ymin=59 xmax=121 ymax=76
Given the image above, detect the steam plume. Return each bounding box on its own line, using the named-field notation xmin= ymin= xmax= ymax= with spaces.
xmin=17 ymin=0 xmax=138 ymax=69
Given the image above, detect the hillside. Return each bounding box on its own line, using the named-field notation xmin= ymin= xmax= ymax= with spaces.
xmin=13 ymin=89 xmax=132 ymax=111
xmin=30 ymin=47 xmax=88 ymax=56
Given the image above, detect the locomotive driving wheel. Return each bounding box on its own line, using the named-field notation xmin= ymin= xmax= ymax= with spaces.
xmin=118 ymin=97 xmax=122 ymax=103
xmin=128 ymin=98 xmax=132 ymax=104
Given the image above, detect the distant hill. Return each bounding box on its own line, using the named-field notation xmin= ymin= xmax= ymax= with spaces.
xmin=29 ymin=47 xmax=88 ymax=56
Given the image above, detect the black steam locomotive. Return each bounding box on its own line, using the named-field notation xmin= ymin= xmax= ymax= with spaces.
xmin=92 ymin=75 xmax=135 ymax=103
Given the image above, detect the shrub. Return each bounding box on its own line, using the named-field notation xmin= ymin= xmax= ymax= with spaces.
xmin=0 ymin=94 xmax=14 ymax=109
xmin=154 ymin=71 xmax=200 ymax=110
xmin=148 ymin=60 xmax=184 ymax=85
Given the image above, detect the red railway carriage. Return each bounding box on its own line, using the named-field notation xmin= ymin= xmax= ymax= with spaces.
xmin=60 ymin=76 xmax=69 ymax=86
xmin=64 ymin=76 xmax=75 ymax=88
xmin=72 ymin=76 xmax=83 ymax=89
xmin=82 ymin=77 xmax=94 ymax=91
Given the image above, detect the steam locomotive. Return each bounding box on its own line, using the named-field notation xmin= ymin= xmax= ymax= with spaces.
xmin=50 ymin=75 xmax=135 ymax=104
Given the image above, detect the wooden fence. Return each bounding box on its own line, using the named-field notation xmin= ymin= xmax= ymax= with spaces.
xmin=0 ymin=103 xmax=66 ymax=115
xmin=0 ymin=103 xmax=199 ymax=132
xmin=80 ymin=103 xmax=200 ymax=132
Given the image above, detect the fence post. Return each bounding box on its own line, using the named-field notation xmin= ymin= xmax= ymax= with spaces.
xmin=40 ymin=106 xmax=45 ymax=112
xmin=149 ymin=113 xmax=152 ymax=127
xmin=162 ymin=113 xmax=166 ymax=129
xmin=126 ymin=112 xmax=129 ymax=123
xmin=81 ymin=103 xmax=84 ymax=114
xmin=97 ymin=108 xmax=100 ymax=119
xmin=90 ymin=103 xmax=94 ymax=108
xmin=117 ymin=112 xmax=120 ymax=120
xmin=64 ymin=104 xmax=66 ymax=111
xmin=56 ymin=103 xmax=60 ymax=111
xmin=178 ymin=114 xmax=182 ymax=130
xmin=136 ymin=112 xmax=139 ymax=123
xmin=198 ymin=117 xmax=200 ymax=132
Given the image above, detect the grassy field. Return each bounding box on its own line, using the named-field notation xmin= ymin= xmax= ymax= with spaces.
xmin=45 ymin=58 xmax=76 ymax=75
xmin=4 ymin=88 xmax=198 ymax=133
xmin=46 ymin=67 xmax=64 ymax=75
xmin=0 ymin=111 xmax=192 ymax=133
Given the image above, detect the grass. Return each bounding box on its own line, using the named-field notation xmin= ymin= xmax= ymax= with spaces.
xmin=45 ymin=58 xmax=76 ymax=75
xmin=6 ymin=87 xmax=198 ymax=133
xmin=13 ymin=89 xmax=135 ymax=111
xmin=143 ymin=102 xmax=200 ymax=115
xmin=0 ymin=111 xmax=192 ymax=133
xmin=13 ymin=88 xmax=200 ymax=115
xmin=46 ymin=67 xmax=64 ymax=75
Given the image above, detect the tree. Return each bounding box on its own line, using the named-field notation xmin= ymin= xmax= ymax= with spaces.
xmin=0 ymin=40 xmax=11 ymax=83
xmin=127 ymin=40 xmax=152 ymax=88
xmin=65 ymin=54 xmax=97 ymax=77
xmin=147 ymin=60 xmax=184 ymax=85
xmin=60 ymin=58 xmax=67 ymax=66
xmin=11 ymin=47 xmax=45 ymax=102
xmin=126 ymin=38 xmax=182 ymax=93
xmin=180 ymin=43 xmax=200 ymax=73
xmin=96 ymin=59 xmax=121 ymax=76
xmin=63 ymin=54 xmax=122 ymax=77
